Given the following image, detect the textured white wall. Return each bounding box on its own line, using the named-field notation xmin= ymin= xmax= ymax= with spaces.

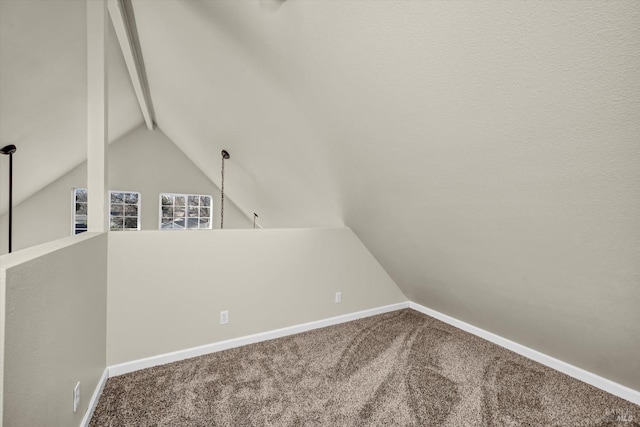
xmin=1 ymin=0 xmax=638 ymax=396
xmin=131 ymin=0 xmax=640 ymax=390
xmin=0 ymin=125 xmax=251 ymax=255
xmin=106 ymin=228 xmax=406 ymax=365
xmin=0 ymin=233 xmax=107 ymax=427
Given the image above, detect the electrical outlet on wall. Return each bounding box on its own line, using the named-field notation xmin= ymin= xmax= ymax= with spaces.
xmin=73 ymin=382 xmax=80 ymax=413
xmin=335 ymin=292 xmax=342 ymax=303
xmin=220 ymin=310 xmax=229 ymax=325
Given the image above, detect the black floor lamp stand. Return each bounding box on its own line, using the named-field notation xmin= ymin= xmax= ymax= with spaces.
xmin=1 ymin=144 xmax=17 ymax=253
xmin=220 ymin=150 xmax=230 ymax=229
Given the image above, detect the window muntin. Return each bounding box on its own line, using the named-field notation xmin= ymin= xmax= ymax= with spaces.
xmin=160 ymin=193 xmax=212 ymax=230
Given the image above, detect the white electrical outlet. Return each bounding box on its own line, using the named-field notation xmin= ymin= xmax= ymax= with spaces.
xmin=73 ymin=382 xmax=80 ymax=413
xmin=335 ymin=292 xmax=342 ymax=303
xmin=220 ymin=310 xmax=229 ymax=325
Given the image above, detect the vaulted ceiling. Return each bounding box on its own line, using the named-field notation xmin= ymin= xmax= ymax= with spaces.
xmin=0 ymin=0 xmax=143 ymax=212
xmin=1 ymin=1 xmax=639 ymax=334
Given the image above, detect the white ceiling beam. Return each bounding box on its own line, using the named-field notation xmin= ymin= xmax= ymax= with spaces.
xmin=108 ymin=0 xmax=155 ymax=130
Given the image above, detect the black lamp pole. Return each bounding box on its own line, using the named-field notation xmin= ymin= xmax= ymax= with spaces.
xmin=1 ymin=144 xmax=17 ymax=253
xmin=220 ymin=149 xmax=230 ymax=229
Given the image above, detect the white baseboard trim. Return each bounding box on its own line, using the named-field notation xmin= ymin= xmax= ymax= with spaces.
xmin=103 ymin=300 xmax=638 ymax=407
xmin=108 ymin=302 xmax=410 ymax=377
xmin=80 ymin=367 xmax=108 ymax=427
xmin=408 ymin=301 xmax=640 ymax=405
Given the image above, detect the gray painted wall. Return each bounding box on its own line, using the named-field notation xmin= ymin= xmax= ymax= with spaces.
xmin=107 ymin=228 xmax=406 ymax=365
xmin=129 ymin=1 xmax=640 ymax=391
xmin=0 ymin=226 xmax=405 ymax=424
xmin=0 ymin=233 xmax=107 ymax=427
xmin=0 ymin=0 xmax=637 ymax=400
xmin=108 ymin=125 xmax=252 ymax=231
xmin=0 ymin=125 xmax=251 ymax=255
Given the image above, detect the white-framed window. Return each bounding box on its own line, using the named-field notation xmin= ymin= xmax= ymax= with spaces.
xmin=109 ymin=191 xmax=141 ymax=231
xmin=159 ymin=193 xmax=212 ymax=230
xmin=73 ymin=188 xmax=88 ymax=234
xmin=72 ymin=188 xmax=141 ymax=233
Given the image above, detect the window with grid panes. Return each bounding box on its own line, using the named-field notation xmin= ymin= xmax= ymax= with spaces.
xmin=159 ymin=193 xmax=212 ymax=230
xmin=72 ymin=188 xmax=141 ymax=233
xmin=109 ymin=191 xmax=141 ymax=230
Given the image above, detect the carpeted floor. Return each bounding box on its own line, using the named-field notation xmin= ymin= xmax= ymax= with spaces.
xmin=90 ymin=309 xmax=639 ymax=426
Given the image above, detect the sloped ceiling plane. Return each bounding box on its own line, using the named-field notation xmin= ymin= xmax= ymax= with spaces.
xmin=1 ymin=1 xmax=638 ymax=380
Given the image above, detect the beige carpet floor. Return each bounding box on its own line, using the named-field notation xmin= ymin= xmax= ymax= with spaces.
xmin=90 ymin=309 xmax=639 ymax=426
